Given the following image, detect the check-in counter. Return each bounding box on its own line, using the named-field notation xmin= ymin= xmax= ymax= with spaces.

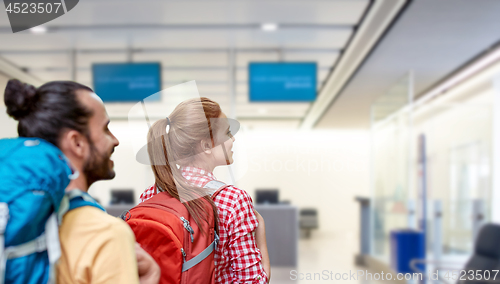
xmin=106 ymin=204 xmax=133 ymax=218
xmin=254 ymin=204 xmax=298 ymax=267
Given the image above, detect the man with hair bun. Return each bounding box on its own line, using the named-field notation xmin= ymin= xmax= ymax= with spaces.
xmin=3 ymin=79 xmax=160 ymax=284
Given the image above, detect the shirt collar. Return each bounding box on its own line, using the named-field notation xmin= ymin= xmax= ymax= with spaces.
xmin=181 ymin=166 xmax=216 ymax=180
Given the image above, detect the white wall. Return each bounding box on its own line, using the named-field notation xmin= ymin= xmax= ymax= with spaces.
xmin=0 ymin=73 xmax=18 ymax=139
xmin=88 ymin=120 xmax=154 ymax=205
xmin=89 ymin=123 xmax=371 ymax=235
xmin=229 ymin=130 xmax=370 ymax=235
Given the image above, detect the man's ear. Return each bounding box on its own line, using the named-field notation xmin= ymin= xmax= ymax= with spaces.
xmin=200 ymin=139 xmax=212 ymax=154
xmin=60 ymin=129 xmax=89 ymax=158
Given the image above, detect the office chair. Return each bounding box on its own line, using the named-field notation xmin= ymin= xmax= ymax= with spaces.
xmin=299 ymin=208 xmax=318 ymax=238
xmin=410 ymin=223 xmax=500 ymax=284
xmin=458 ymin=223 xmax=500 ymax=284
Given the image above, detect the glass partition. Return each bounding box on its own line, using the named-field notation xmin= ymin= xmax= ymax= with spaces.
xmin=370 ymin=71 xmax=494 ymax=265
xmin=412 ymin=101 xmax=493 ymax=258
xmin=371 ymin=74 xmax=413 ymax=261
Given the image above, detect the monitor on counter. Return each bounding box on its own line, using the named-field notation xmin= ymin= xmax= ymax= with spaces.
xmin=256 ymin=189 xmax=279 ymax=204
xmin=92 ymin=62 xmax=161 ymax=102
xmin=249 ymin=62 xmax=317 ymax=102
xmin=110 ymin=189 xmax=135 ymax=205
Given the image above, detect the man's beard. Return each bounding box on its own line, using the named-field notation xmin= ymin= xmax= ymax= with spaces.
xmin=83 ymin=140 xmax=115 ymax=187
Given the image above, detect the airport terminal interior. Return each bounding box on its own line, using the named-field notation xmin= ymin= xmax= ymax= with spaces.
xmin=1 ymin=0 xmax=500 ymax=283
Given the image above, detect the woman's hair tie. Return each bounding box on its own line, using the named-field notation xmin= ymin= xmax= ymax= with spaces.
xmin=166 ymin=117 xmax=171 ymax=133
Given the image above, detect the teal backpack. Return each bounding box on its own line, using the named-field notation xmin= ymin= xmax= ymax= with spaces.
xmin=0 ymin=137 xmax=78 ymax=284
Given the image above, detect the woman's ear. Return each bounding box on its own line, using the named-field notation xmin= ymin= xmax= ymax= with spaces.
xmin=200 ymin=139 xmax=212 ymax=154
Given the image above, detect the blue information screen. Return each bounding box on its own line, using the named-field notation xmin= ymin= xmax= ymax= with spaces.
xmin=249 ymin=62 xmax=317 ymax=102
xmin=92 ymin=63 xmax=162 ymax=102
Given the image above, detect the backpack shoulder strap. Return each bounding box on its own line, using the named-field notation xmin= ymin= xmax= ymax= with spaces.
xmin=202 ymin=180 xmax=229 ymax=199
xmin=174 ymin=180 xmax=227 ymax=273
xmin=0 ymin=202 xmax=8 ymax=283
xmin=0 ymin=206 xmax=60 ymax=284
xmin=60 ymin=189 xmax=106 ymax=215
xmin=182 ymin=232 xmax=219 ymax=272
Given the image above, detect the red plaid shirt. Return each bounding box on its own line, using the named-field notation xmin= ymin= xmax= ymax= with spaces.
xmin=139 ymin=167 xmax=268 ymax=284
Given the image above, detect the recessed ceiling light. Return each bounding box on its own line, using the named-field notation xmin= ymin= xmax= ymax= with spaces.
xmin=30 ymin=26 xmax=47 ymax=34
xmin=261 ymin=23 xmax=278 ymax=32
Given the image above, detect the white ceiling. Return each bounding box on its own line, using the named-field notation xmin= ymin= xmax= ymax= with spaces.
xmin=0 ymin=0 xmax=370 ymax=127
xmin=4 ymin=0 xmax=497 ymax=130
xmin=316 ymin=0 xmax=500 ymax=129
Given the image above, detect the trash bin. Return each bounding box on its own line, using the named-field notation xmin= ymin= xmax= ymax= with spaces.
xmin=390 ymin=229 xmax=425 ymax=273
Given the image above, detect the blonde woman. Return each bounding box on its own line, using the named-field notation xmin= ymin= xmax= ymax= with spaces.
xmin=139 ymin=97 xmax=270 ymax=284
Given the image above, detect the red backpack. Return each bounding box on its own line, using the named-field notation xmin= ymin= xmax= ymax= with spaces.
xmin=123 ymin=180 xmax=228 ymax=284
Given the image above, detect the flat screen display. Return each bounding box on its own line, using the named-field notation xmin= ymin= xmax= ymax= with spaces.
xmin=92 ymin=62 xmax=162 ymax=102
xmin=249 ymin=62 xmax=317 ymax=102
xmin=256 ymin=189 xmax=279 ymax=204
xmin=110 ymin=189 xmax=135 ymax=205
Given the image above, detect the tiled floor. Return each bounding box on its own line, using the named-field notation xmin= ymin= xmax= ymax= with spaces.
xmin=271 ymin=231 xmax=365 ymax=284
xmin=270 ymin=231 xmax=471 ymax=284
